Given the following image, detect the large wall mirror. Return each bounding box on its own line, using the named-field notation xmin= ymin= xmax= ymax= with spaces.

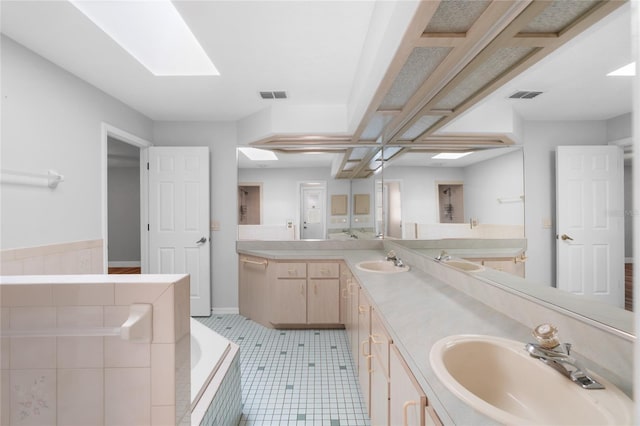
xmin=236 ymin=1 xmax=635 ymax=335
xmin=237 ymin=144 xmax=522 ymax=242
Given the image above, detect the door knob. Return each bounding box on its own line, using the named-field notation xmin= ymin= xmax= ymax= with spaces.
xmin=560 ymin=234 xmax=573 ymax=241
xmin=196 ymin=236 xmax=207 ymax=244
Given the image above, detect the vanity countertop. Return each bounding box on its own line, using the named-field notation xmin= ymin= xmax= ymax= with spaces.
xmin=237 ymin=247 xmax=536 ymax=425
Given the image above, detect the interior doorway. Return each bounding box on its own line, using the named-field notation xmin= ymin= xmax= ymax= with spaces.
xmin=437 ymin=184 xmax=464 ymax=223
xmin=238 ymin=184 xmax=262 ymax=225
xmin=107 ymin=137 xmax=142 ymax=274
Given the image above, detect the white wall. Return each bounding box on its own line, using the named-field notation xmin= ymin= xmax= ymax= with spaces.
xmin=152 ymin=122 xmax=238 ymax=313
xmin=1 ymin=36 xmax=153 ymax=250
xmin=464 ymin=150 xmax=524 ymax=225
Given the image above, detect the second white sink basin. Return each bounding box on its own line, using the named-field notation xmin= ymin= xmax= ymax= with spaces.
xmin=356 ymin=260 xmax=409 ymax=273
xmin=430 ymin=334 xmax=633 ymax=425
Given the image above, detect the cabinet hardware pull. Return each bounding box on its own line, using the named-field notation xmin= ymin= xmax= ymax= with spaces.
xmin=288 ymin=268 xmax=297 ymax=275
xmin=361 ymin=340 xmax=370 ymax=357
xmin=368 ymin=354 xmax=374 ymax=373
xmin=370 ymin=334 xmax=384 ymax=344
xmin=358 ymin=305 xmax=368 ymax=314
xmin=240 ymin=258 xmax=268 ymax=266
xmin=514 ymin=254 xmax=528 ymax=263
xmin=402 ymin=400 xmax=417 ymax=426
xmin=341 ymin=288 xmax=348 ymax=299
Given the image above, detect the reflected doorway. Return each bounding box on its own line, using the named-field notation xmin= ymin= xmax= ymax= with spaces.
xmin=300 ymin=182 xmax=326 ymax=240
xmin=238 ymin=184 xmax=262 ymax=225
xmin=437 ymin=184 xmax=464 ymax=223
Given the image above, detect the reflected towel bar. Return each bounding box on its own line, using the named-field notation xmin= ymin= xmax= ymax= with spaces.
xmin=240 ymin=257 xmax=268 ymax=266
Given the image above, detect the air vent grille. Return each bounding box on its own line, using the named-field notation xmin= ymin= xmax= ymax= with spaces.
xmin=260 ymin=91 xmax=288 ymax=99
xmin=509 ymin=90 xmax=543 ymax=99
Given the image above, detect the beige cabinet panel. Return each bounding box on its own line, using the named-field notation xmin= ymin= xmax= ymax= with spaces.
xmin=354 ymin=193 xmax=370 ymax=215
xmin=370 ymin=351 xmax=390 ymax=426
xmin=270 ymin=278 xmax=306 ymax=324
xmin=357 ymin=289 xmax=372 ymax=415
xmin=276 ymin=262 xmax=307 ymax=278
xmin=239 ymin=255 xmax=269 ymax=325
xmin=390 ymin=344 xmax=426 ymax=426
xmin=371 ymin=309 xmax=392 ymax=376
xmin=331 ymin=194 xmax=348 ymax=215
xmin=308 ymin=262 xmax=339 ymax=278
xmin=307 ymin=279 xmax=340 ymax=324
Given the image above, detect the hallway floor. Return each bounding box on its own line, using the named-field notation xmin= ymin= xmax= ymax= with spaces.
xmin=197 ymin=315 xmax=370 ymax=426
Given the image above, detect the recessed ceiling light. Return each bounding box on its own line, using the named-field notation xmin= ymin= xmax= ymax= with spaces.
xmin=432 ymin=152 xmax=472 ymax=160
xmin=239 ymin=148 xmax=278 ymax=161
xmin=70 ymin=0 xmax=219 ymax=76
xmin=607 ymin=62 xmax=636 ymax=77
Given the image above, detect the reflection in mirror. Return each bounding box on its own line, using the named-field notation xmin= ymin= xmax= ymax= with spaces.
xmin=382 ymin=146 xmax=524 ymax=241
xmin=237 ymin=148 xmax=377 ymax=240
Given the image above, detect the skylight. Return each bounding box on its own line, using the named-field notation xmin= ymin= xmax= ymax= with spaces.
xmin=70 ymin=0 xmax=219 ymax=76
xmin=607 ymin=62 xmax=636 ymax=77
xmin=432 ymin=152 xmax=472 ymax=160
xmin=239 ymin=148 xmax=278 ymax=161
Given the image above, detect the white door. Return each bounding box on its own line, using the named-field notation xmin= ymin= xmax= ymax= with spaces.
xmin=147 ymin=147 xmax=211 ymax=316
xmin=301 ymin=184 xmax=325 ymax=240
xmin=556 ymin=145 xmax=624 ymax=307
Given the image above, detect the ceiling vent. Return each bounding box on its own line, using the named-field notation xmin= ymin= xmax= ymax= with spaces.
xmin=508 ymin=90 xmax=543 ymax=99
xmin=260 ymin=91 xmax=288 ymax=99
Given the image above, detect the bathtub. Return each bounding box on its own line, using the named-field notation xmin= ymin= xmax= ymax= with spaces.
xmin=189 ymin=319 xmax=243 ymax=426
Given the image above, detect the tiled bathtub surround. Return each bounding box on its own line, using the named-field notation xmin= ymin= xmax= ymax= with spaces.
xmin=0 ymin=240 xmax=104 ymax=275
xmin=199 ymin=315 xmax=370 ymax=426
xmin=0 ymin=274 xmax=191 ymax=426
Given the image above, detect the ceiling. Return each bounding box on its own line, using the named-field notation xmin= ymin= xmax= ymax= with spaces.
xmin=1 ymin=0 xmax=376 ymax=122
xmin=2 ymin=1 xmax=634 ymax=173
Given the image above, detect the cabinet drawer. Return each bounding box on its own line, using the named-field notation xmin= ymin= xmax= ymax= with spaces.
xmin=276 ymin=262 xmax=307 ymax=278
xmin=308 ymin=262 xmax=339 ymax=278
xmin=371 ymin=309 xmax=392 ymax=377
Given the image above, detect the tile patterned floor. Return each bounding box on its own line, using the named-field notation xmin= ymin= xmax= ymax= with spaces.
xmin=197 ymin=315 xmax=370 ymax=426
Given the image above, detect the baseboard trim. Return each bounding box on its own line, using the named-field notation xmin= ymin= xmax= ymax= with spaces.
xmin=108 ymin=261 xmax=141 ymax=268
xmin=211 ymin=307 xmax=240 ymax=315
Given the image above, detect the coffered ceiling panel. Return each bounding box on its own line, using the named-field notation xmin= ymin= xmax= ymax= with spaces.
xmin=521 ymin=0 xmax=601 ymax=33
xmin=424 ymin=0 xmax=492 ymax=33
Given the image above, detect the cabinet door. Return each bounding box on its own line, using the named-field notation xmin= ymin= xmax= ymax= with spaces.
xmin=357 ymin=289 xmax=372 ymax=415
xmin=340 ymin=265 xmax=351 ymax=326
xmin=307 ymin=279 xmax=340 ymax=324
xmin=239 ymin=255 xmax=269 ymax=324
xmin=390 ymin=344 xmax=426 ymax=426
xmin=270 ymin=279 xmax=307 ymax=325
xmin=370 ymin=351 xmax=390 ymax=426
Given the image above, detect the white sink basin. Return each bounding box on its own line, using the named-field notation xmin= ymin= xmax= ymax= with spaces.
xmin=442 ymin=259 xmax=484 ymax=272
xmin=430 ymin=335 xmax=633 ymax=425
xmin=356 ymin=260 xmax=410 ymax=273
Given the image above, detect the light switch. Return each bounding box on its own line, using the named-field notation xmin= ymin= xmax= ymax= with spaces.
xmin=542 ymin=217 xmax=552 ymax=229
xmin=211 ymin=220 xmax=220 ymax=231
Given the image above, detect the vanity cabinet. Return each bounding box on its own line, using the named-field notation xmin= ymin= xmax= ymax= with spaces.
xmin=269 ymin=260 xmax=341 ymax=327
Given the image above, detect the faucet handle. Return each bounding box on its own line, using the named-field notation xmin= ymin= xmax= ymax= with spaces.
xmin=386 ymin=250 xmax=396 ymax=258
xmin=532 ymin=323 xmax=560 ymax=349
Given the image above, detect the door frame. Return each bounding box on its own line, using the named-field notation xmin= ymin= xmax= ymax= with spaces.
xmin=101 ymin=123 xmax=152 ymax=273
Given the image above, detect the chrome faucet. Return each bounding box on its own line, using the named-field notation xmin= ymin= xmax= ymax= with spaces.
xmin=385 ymin=250 xmax=404 ymax=267
xmin=435 ymin=250 xmax=451 ymax=261
xmin=525 ymin=324 xmax=604 ymax=389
